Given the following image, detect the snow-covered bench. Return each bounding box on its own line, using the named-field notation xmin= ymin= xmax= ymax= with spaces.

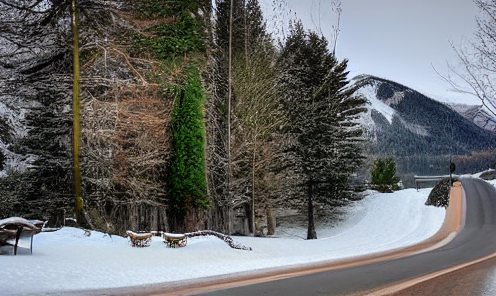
xmin=0 ymin=217 xmax=43 ymax=255
xmin=163 ymin=232 xmax=187 ymax=248
xmin=126 ymin=231 xmax=152 ymax=247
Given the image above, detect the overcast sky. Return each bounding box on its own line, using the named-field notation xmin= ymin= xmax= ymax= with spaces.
xmin=261 ymin=0 xmax=481 ymax=105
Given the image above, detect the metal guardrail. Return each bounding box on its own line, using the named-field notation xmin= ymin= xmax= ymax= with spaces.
xmin=414 ymin=175 xmax=457 ymax=190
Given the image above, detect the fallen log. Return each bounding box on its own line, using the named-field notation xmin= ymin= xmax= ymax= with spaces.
xmin=185 ymin=230 xmax=252 ymax=251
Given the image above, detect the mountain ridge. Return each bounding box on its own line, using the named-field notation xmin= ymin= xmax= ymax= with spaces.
xmin=352 ymin=74 xmax=496 ymax=186
xmin=450 ymin=103 xmax=496 ymax=132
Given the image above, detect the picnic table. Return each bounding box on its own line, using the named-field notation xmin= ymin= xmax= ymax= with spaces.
xmin=0 ymin=217 xmax=43 ymax=255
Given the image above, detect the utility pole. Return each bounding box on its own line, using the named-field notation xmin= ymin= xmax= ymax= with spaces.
xmin=71 ymin=0 xmax=84 ymax=226
xmin=448 ymin=105 xmax=455 ymax=190
xmin=227 ymin=0 xmax=233 ymax=235
xmin=450 ymin=157 xmax=456 ymax=186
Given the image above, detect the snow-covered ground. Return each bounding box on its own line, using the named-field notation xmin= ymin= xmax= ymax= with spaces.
xmin=0 ymin=188 xmax=445 ymax=296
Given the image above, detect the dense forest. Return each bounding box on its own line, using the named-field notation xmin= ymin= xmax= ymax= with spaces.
xmin=0 ymin=0 xmax=365 ymax=239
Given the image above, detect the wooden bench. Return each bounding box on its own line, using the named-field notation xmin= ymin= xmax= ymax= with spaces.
xmin=163 ymin=232 xmax=187 ymax=248
xmin=126 ymin=231 xmax=152 ymax=247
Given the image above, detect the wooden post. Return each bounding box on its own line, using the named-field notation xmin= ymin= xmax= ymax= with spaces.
xmin=251 ymin=137 xmax=256 ymax=236
xmin=71 ymin=0 xmax=85 ymax=226
xmin=227 ymin=0 xmax=233 ymax=235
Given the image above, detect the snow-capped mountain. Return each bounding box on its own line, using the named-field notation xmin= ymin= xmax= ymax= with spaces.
xmin=450 ymin=103 xmax=496 ymax=132
xmin=352 ymin=75 xmax=496 ymax=185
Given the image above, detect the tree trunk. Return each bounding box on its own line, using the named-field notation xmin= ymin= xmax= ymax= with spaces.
xmin=307 ymin=181 xmax=317 ymax=239
xmin=267 ymin=207 xmax=276 ymax=235
xmin=71 ymin=0 xmax=86 ymax=227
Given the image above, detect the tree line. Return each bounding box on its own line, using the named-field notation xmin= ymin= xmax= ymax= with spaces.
xmin=0 ymin=0 xmax=366 ymax=239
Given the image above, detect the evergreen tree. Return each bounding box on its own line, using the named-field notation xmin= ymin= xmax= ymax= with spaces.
xmin=278 ymin=22 xmax=366 ymax=239
xmin=371 ymin=158 xmax=400 ymax=193
xmin=215 ymin=0 xmax=269 ymax=57
xmin=215 ymin=0 xmax=246 ymax=55
xmin=244 ymin=0 xmax=270 ymax=55
xmin=0 ymin=106 xmax=10 ymax=174
xmin=0 ymin=0 xmax=75 ymax=221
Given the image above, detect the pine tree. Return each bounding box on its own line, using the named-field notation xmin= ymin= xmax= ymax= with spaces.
xmin=371 ymin=158 xmax=400 ymax=193
xmin=278 ymin=22 xmax=366 ymax=239
xmin=215 ymin=0 xmax=247 ymax=56
xmin=0 ymin=0 xmax=75 ymax=221
xmin=245 ymin=0 xmax=269 ymax=54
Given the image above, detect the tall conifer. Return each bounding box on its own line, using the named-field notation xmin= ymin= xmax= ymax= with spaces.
xmin=278 ymin=22 xmax=366 ymax=239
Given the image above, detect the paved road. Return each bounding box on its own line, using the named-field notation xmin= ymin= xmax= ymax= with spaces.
xmin=205 ymin=178 xmax=496 ymax=296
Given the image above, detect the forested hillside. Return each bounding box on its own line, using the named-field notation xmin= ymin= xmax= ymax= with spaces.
xmin=0 ymin=0 xmax=364 ymax=239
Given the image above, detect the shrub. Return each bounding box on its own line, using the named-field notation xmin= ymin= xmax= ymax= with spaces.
xmin=425 ymin=178 xmax=458 ymax=207
xmin=371 ymin=158 xmax=401 ymax=193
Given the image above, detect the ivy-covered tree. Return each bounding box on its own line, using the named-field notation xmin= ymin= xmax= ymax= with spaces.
xmin=133 ymin=0 xmax=206 ymax=60
xmin=169 ymin=68 xmax=208 ymax=232
xmin=278 ymin=22 xmax=366 ymax=239
xmin=371 ymin=158 xmax=401 ymax=193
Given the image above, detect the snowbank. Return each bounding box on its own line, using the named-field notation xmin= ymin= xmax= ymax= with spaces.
xmin=0 ymin=188 xmax=445 ymax=296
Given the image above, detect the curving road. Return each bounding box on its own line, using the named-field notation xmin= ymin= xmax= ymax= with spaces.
xmin=204 ymin=178 xmax=496 ymax=296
